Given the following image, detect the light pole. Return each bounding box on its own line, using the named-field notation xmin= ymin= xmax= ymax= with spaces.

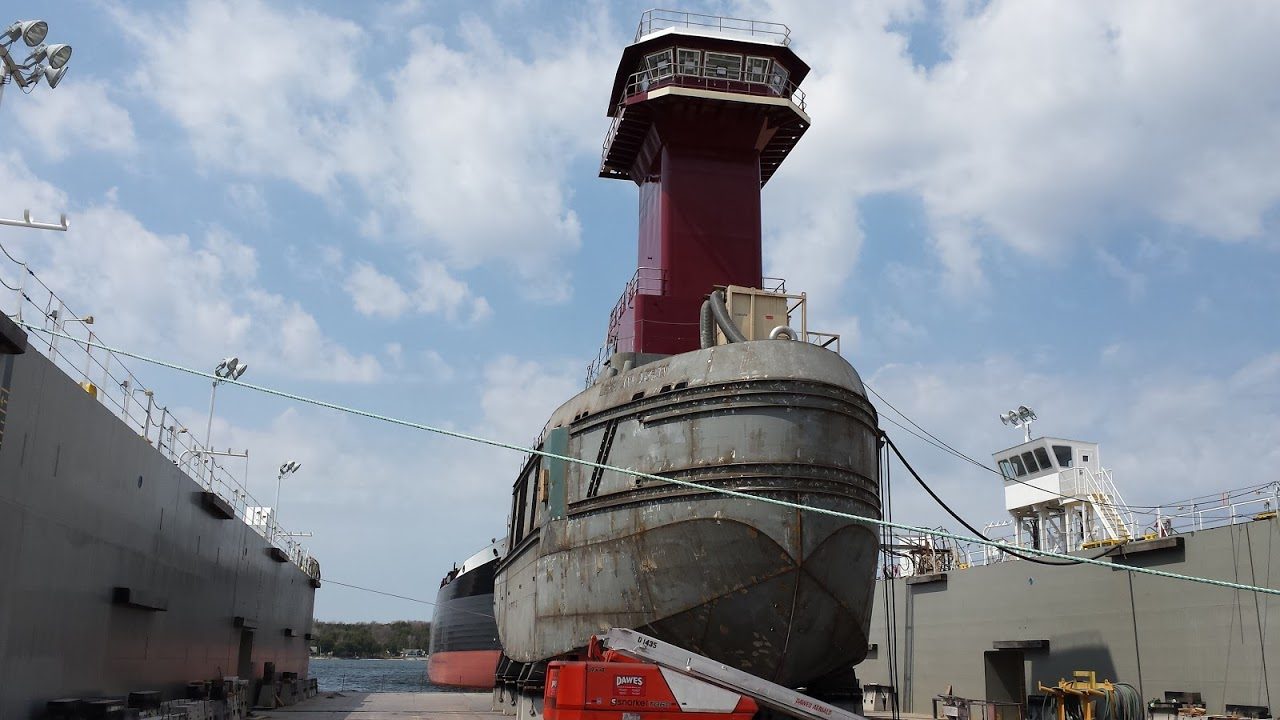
xmin=3 ymin=20 xmax=73 ymax=231
xmin=1 ymin=19 xmax=73 ymax=111
xmin=276 ymin=461 xmax=301 ymax=528
xmin=205 ymin=356 xmax=248 ymax=448
xmin=999 ymin=405 xmax=1037 ymax=443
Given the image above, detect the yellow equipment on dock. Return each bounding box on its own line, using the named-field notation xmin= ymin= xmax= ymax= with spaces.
xmin=1038 ymin=671 xmax=1114 ymax=720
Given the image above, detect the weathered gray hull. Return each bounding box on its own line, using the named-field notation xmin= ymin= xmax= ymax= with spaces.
xmin=495 ymin=340 xmax=880 ymax=687
xmin=0 ymin=335 xmax=316 ymax=718
xmin=864 ymin=522 xmax=1280 ymax=714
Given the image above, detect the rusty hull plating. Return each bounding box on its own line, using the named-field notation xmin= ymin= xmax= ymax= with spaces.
xmin=496 ymin=340 xmax=881 ymax=687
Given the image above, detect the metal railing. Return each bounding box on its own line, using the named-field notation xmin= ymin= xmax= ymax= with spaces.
xmin=621 ymin=65 xmax=807 ymax=111
xmin=1058 ymin=466 xmax=1137 ymax=541
xmin=1150 ymin=491 xmax=1280 ymax=537
xmin=585 ymin=267 xmax=668 ymax=387
xmin=0 ymin=244 xmax=320 ymax=579
xmin=885 ymin=480 xmax=1280 ymax=575
xmin=933 ymin=695 xmax=1023 ymax=720
xmin=635 ymin=9 xmax=791 ymax=45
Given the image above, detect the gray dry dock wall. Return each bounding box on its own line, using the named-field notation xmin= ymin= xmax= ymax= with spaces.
xmin=862 ymin=521 xmax=1280 ymax=714
xmin=0 ymin=348 xmax=315 ymax=719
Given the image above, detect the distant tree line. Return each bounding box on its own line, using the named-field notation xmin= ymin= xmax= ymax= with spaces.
xmin=311 ymin=620 xmax=431 ymax=658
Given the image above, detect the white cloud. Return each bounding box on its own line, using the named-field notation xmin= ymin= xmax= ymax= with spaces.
xmin=343 ymin=258 xmax=491 ymax=323
xmin=411 ymin=261 xmax=492 ymax=323
xmin=479 ymin=355 xmax=580 ymax=445
xmin=1096 ymin=248 xmax=1147 ymax=300
xmin=225 ymin=183 xmax=269 ymax=222
xmin=0 ymin=152 xmax=66 ymax=220
xmin=10 ymin=79 xmax=137 ymax=160
xmin=115 ymin=0 xmax=364 ymax=194
xmin=753 ymin=1 xmax=1280 ymax=295
xmin=345 ymin=263 xmax=412 ymax=319
xmin=116 ymin=0 xmax=617 ymax=301
xmin=866 ymin=351 xmax=1280 ymax=533
xmin=0 ymin=155 xmax=381 ymax=384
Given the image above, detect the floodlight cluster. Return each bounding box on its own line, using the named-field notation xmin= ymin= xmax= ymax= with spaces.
xmin=214 ymin=356 xmax=250 ymax=381
xmin=999 ymin=405 xmax=1037 ymax=428
xmin=1 ymin=19 xmax=73 ymax=92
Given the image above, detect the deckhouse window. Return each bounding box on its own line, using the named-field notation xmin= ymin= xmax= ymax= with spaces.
xmin=1053 ymin=445 xmax=1073 ymax=468
xmin=745 ymin=56 xmax=771 ymax=83
xmin=677 ymin=48 xmax=701 ymax=76
xmin=1010 ymin=455 xmax=1027 ymax=477
xmin=768 ymin=62 xmax=790 ymax=93
xmin=1021 ymin=451 xmax=1040 ymax=474
xmin=704 ymin=51 xmax=743 ymax=80
xmin=999 ymin=459 xmax=1016 ymax=480
xmin=1034 ymin=447 xmax=1053 ymax=471
xmin=644 ymin=49 xmax=673 ymax=79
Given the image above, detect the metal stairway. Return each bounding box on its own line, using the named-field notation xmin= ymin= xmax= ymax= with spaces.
xmin=602 ymin=628 xmax=870 ymax=720
xmin=1092 ymin=492 xmax=1132 ymax=542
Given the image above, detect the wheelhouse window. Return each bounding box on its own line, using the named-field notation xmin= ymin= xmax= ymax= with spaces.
xmin=999 ymin=459 xmax=1017 ymax=480
xmin=768 ymin=62 xmax=790 ymax=93
xmin=510 ymin=453 xmax=541 ymax=546
xmin=1033 ymin=447 xmax=1053 ymax=471
xmin=677 ymin=48 xmax=701 ymax=76
xmin=1021 ymin=451 xmax=1040 ymax=474
xmin=1053 ymin=445 xmax=1073 ymax=468
xmin=703 ymin=51 xmax=743 ymax=80
xmin=745 ymin=56 xmax=771 ymax=84
xmin=644 ymin=49 xmax=673 ymax=79
xmin=1009 ymin=455 xmax=1027 ymax=477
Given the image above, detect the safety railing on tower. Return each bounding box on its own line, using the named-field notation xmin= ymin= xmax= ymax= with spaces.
xmin=620 ymin=64 xmax=807 ymax=110
xmin=0 ymin=243 xmax=320 ymax=580
xmin=635 ymin=9 xmax=791 ymax=45
xmin=585 ymin=266 xmax=668 ymax=387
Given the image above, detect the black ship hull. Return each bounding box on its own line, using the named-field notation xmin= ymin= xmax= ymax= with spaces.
xmin=0 ymin=319 xmax=317 ymax=718
xmin=429 ymin=545 xmax=502 ymax=688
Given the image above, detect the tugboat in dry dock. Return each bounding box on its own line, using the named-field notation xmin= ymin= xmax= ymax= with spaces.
xmin=494 ymin=10 xmax=882 ymax=690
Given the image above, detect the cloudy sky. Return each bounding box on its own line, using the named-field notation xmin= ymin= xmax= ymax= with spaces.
xmin=2 ymin=0 xmax=1278 ymax=621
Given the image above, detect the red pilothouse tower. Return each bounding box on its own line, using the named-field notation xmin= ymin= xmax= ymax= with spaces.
xmin=599 ymin=11 xmax=811 ymax=357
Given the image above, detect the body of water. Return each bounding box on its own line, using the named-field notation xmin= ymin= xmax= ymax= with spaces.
xmin=308 ymin=658 xmax=469 ymax=693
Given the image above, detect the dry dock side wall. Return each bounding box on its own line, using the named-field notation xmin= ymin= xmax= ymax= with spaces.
xmin=0 ymin=347 xmax=315 ymax=719
xmin=864 ymin=523 xmax=1280 ymax=714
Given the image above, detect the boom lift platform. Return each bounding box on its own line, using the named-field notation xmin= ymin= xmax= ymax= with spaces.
xmin=544 ymin=628 xmax=870 ymax=720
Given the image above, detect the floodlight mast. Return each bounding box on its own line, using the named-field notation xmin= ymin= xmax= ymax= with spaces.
xmin=275 ymin=461 xmax=303 ymax=533
xmin=0 ymin=18 xmax=72 ymax=111
xmin=1 ymin=18 xmax=74 ymax=233
xmin=205 ymin=357 xmax=249 ymax=448
xmin=999 ymin=405 xmax=1037 ymax=442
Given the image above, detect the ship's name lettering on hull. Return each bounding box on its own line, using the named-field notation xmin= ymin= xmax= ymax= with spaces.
xmin=600 ymin=364 xmax=670 ymax=395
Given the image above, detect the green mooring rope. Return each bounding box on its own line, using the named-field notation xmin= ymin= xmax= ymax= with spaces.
xmin=14 ymin=321 xmax=1280 ymax=598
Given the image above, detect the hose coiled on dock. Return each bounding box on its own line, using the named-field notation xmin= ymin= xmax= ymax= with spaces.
xmin=1098 ymin=683 xmax=1143 ymax=720
xmin=1034 ymin=683 xmax=1142 ymax=720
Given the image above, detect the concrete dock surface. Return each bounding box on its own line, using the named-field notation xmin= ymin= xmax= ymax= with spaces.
xmin=265 ymin=692 xmax=931 ymax=720
xmin=264 ymin=692 xmax=497 ymax=720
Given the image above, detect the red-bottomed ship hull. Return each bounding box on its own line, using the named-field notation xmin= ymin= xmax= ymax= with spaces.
xmin=427 ymin=649 xmax=503 ymax=689
xmin=428 ymin=540 xmax=505 ymax=689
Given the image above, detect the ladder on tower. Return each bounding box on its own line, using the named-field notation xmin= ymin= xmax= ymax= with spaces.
xmin=601 ymin=628 xmax=870 ymax=720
